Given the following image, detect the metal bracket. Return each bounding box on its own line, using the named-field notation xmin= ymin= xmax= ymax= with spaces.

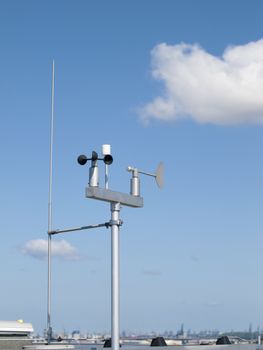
xmin=47 ymin=218 xmax=124 ymax=236
xmin=86 ymin=187 xmax=143 ymax=208
xmin=108 ymin=219 xmax=123 ymax=227
xmin=48 ymin=222 xmax=111 ymax=235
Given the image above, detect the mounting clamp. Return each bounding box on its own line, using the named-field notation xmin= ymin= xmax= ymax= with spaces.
xmin=109 ymin=219 xmax=123 ymax=227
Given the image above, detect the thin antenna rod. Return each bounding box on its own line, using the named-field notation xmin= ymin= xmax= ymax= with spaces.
xmin=47 ymin=60 xmax=55 ymax=344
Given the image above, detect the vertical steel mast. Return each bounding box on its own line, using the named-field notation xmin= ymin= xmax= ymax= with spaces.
xmin=47 ymin=60 xmax=55 ymax=344
xmin=75 ymin=152 xmax=164 ymax=350
xmin=111 ymin=202 xmax=121 ymax=350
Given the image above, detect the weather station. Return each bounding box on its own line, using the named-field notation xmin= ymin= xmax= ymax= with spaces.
xmin=48 ymin=144 xmax=164 ymax=350
xmin=41 ymin=61 xmax=164 ymax=350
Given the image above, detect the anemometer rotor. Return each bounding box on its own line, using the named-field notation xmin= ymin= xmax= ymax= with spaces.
xmin=77 ymin=151 xmax=113 ymax=165
xmin=77 ymin=150 xmax=113 ymax=188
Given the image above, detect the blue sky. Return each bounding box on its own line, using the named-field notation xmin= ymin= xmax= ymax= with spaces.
xmin=1 ymin=0 xmax=263 ymax=335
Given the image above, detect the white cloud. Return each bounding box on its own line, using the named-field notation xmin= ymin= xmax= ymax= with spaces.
xmin=21 ymin=239 xmax=80 ymax=261
xmin=140 ymin=39 xmax=263 ymax=125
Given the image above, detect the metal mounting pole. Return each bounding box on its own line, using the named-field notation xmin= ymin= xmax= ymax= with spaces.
xmin=111 ymin=202 xmax=121 ymax=350
xmin=84 ymin=160 xmax=145 ymax=350
xmin=47 ymin=59 xmax=55 ymax=344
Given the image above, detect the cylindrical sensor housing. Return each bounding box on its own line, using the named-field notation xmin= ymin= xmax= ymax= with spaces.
xmin=89 ymin=164 xmax=99 ymax=187
xmin=130 ymin=168 xmax=140 ymax=196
